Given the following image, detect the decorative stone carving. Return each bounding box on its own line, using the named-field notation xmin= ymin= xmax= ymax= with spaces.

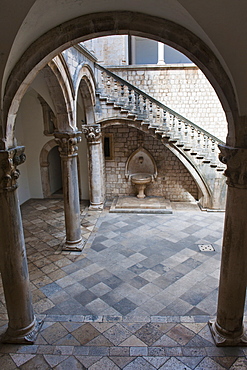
xmin=54 ymin=131 xmax=82 ymax=157
xmin=0 ymin=147 xmax=26 ymax=192
xmin=219 ymin=144 xmax=247 ymax=188
xmin=82 ymin=124 xmax=101 ymax=143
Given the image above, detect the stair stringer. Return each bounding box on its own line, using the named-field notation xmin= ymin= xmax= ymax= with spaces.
xmin=99 ymin=117 xmax=215 ymax=208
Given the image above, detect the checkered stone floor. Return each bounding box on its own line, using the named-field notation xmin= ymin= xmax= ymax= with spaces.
xmin=0 ymin=199 xmax=247 ymax=369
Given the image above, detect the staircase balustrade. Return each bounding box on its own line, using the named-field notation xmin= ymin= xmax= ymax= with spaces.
xmin=95 ymin=63 xmax=225 ymax=173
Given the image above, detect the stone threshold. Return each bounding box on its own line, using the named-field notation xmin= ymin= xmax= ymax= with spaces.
xmin=36 ymin=314 xmax=216 ymax=324
xmin=109 ymin=196 xmax=173 ymax=214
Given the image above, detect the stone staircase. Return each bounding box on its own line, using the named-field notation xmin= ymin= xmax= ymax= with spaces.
xmin=95 ymin=64 xmax=226 ymax=209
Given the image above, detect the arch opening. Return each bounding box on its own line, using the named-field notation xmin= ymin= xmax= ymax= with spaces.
xmin=2 ymin=11 xmax=237 ymax=150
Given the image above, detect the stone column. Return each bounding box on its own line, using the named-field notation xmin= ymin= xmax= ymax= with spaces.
xmin=209 ymin=145 xmax=247 ymax=346
xmin=82 ymin=124 xmax=105 ymax=210
xmin=157 ymin=42 xmax=165 ymax=65
xmin=55 ymin=132 xmax=84 ymax=251
xmin=0 ymin=147 xmax=40 ymax=344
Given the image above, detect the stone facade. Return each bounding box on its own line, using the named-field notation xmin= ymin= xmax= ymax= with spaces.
xmin=109 ymin=65 xmax=227 ymax=141
xmin=103 ymin=124 xmax=198 ymax=201
xmin=83 ymin=36 xmax=128 ymax=66
xmin=84 ymin=35 xmax=227 ymax=141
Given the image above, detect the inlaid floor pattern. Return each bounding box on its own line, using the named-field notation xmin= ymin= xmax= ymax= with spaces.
xmin=0 ymin=199 xmax=247 ymax=369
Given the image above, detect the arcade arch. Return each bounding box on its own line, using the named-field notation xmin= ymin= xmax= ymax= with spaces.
xmin=0 ymin=11 xmax=245 ymax=347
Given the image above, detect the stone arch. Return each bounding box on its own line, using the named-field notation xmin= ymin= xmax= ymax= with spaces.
xmin=100 ymin=117 xmax=212 ymax=207
xmin=75 ymin=64 xmax=96 ymax=125
xmin=2 ymin=11 xmax=237 ymax=150
xmin=39 ymin=139 xmax=59 ymax=197
xmin=45 ymin=56 xmax=75 ymax=131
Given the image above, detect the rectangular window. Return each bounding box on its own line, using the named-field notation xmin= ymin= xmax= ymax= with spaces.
xmin=104 ymin=134 xmax=113 ymax=160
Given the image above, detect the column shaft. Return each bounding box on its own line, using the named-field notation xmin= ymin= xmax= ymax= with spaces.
xmin=0 ymin=147 xmax=39 ymax=344
xmin=157 ymin=42 xmax=165 ymax=65
xmin=209 ymin=145 xmax=247 ymax=346
xmin=218 ymin=187 xmax=247 ymax=327
xmin=61 ymin=155 xmax=81 ymax=243
xmin=82 ymin=125 xmax=105 ymax=210
xmin=55 ymin=132 xmax=84 ymax=251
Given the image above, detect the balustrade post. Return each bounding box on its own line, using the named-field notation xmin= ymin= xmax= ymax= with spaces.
xmin=190 ymin=128 xmax=197 ymax=155
xmin=114 ymin=79 xmax=118 ymax=100
xmin=156 ymin=106 xmax=161 ymax=126
xmin=183 ymin=123 xmax=190 ymax=150
xmin=119 ymin=83 xmax=125 ymax=105
xmin=209 ymin=140 xmax=218 ymax=167
xmin=196 ymin=131 xmax=203 ymax=158
xmin=0 ymin=147 xmax=40 ymax=343
xmin=202 ymin=135 xmax=210 ymax=162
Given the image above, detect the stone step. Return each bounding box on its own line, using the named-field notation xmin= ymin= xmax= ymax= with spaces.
xmin=97 ymin=93 xmax=222 ymax=172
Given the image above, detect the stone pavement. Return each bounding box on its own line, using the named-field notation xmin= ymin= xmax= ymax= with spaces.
xmin=0 ymin=198 xmax=247 ymax=369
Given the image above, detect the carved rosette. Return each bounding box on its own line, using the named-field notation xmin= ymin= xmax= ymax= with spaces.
xmin=0 ymin=147 xmax=26 ymax=192
xmin=82 ymin=124 xmax=101 ymax=144
xmin=219 ymin=144 xmax=247 ymax=188
xmin=54 ymin=132 xmax=82 ymax=157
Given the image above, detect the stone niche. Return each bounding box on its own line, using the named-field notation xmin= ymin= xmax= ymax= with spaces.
xmin=103 ymin=124 xmax=198 ymax=201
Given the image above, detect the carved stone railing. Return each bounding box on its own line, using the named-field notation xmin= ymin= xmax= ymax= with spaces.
xmin=95 ymin=64 xmax=225 ymax=172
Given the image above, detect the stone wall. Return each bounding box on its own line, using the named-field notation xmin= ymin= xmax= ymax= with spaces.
xmin=108 ymin=65 xmax=227 ymax=142
xmin=83 ymin=35 xmax=128 ymax=66
xmin=103 ymin=124 xmax=198 ymax=201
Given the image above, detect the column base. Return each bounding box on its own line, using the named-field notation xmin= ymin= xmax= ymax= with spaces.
xmin=62 ymin=238 xmax=86 ymax=251
xmin=89 ymin=203 xmax=104 ymax=211
xmin=209 ymin=320 xmax=247 ymax=346
xmin=2 ymin=317 xmax=43 ymax=344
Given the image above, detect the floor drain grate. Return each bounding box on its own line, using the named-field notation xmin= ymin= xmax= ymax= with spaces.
xmin=198 ymin=244 xmax=215 ymax=252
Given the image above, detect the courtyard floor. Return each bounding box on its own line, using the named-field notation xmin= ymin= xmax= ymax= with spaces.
xmin=0 ymin=198 xmax=247 ymax=369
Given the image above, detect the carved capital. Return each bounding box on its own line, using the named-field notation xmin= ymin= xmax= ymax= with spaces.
xmin=82 ymin=124 xmax=101 ymax=143
xmin=219 ymin=144 xmax=247 ymax=188
xmin=54 ymin=131 xmax=81 ymax=157
xmin=0 ymin=147 xmax=26 ymax=192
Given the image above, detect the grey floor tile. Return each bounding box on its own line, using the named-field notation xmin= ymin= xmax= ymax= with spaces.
xmin=75 ymin=290 xmax=98 ymax=306
xmin=4 ymin=200 xmax=246 ymax=370
xmin=112 ymin=298 xmax=138 ymax=316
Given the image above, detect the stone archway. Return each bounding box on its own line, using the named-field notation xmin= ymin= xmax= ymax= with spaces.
xmin=2 ymin=12 xmax=238 ymax=150
xmin=40 ymin=139 xmax=60 ymax=198
xmin=75 ymin=64 xmax=96 ymax=126
xmin=1 ymin=10 xmax=246 ymax=347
